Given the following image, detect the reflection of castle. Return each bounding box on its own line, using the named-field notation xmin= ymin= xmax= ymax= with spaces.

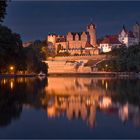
xmin=45 ymin=77 xmax=107 ymax=95
xmin=47 ymin=23 xmax=99 ymax=55
xmin=0 ymin=77 xmax=140 ymax=129
xmin=42 ymin=95 xmax=98 ymax=128
xmin=42 ymin=94 xmax=140 ymax=128
xmin=43 ymin=77 xmax=140 ymax=128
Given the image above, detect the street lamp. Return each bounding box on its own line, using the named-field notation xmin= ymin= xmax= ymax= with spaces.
xmin=105 ymin=64 xmax=108 ymax=72
xmin=9 ymin=66 xmax=14 ymax=74
xmin=105 ymin=64 xmax=108 ymax=68
xmin=10 ymin=66 xmax=14 ymax=71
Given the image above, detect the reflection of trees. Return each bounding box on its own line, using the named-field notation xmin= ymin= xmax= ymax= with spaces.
xmin=90 ymin=78 xmax=140 ymax=106
xmin=105 ymin=79 xmax=140 ymax=105
xmin=0 ymin=80 xmax=25 ymax=127
xmin=0 ymin=77 xmax=48 ymax=127
xmin=0 ymin=91 xmax=22 ymax=127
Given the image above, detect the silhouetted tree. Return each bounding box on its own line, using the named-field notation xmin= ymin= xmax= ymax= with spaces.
xmin=0 ymin=25 xmax=26 ymax=73
xmin=0 ymin=0 xmax=7 ymax=22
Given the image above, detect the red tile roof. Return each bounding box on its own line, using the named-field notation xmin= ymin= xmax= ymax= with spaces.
xmin=100 ymin=35 xmax=122 ymax=44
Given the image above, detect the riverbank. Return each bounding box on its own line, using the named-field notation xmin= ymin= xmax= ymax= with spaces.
xmin=0 ymin=74 xmax=36 ymax=78
xmin=0 ymin=72 xmax=140 ymax=79
xmin=48 ymin=72 xmax=140 ymax=78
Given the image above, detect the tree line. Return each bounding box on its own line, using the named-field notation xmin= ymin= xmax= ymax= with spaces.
xmin=0 ymin=24 xmax=48 ymax=74
xmin=98 ymin=45 xmax=140 ymax=72
xmin=0 ymin=1 xmax=48 ymax=74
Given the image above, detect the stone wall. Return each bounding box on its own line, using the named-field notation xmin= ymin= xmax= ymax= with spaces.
xmin=46 ymin=60 xmax=93 ymax=73
xmin=46 ymin=55 xmax=111 ymax=74
xmin=47 ymin=55 xmax=108 ymax=61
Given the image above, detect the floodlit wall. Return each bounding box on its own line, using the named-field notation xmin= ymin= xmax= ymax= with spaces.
xmin=46 ymin=60 xmax=92 ymax=73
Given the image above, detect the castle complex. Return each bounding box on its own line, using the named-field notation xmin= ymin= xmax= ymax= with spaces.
xmin=47 ymin=23 xmax=99 ymax=55
xmin=23 ymin=22 xmax=140 ymax=54
xmin=47 ymin=22 xmax=140 ymax=55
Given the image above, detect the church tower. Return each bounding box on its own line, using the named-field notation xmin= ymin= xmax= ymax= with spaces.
xmin=133 ymin=22 xmax=140 ymax=43
xmin=87 ymin=23 xmax=97 ymax=47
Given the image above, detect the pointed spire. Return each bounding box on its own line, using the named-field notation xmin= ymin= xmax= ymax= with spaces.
xmin=122 ymin=24 xmax=126 ymax=30
xmin=122 ymin=24 xmax=127 ymax=33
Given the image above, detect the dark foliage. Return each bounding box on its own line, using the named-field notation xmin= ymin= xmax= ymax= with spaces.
xmin=97 ymin=45 xmax=140 ymax=72
xmin=0 ymin=0 xmax=7 ymax=22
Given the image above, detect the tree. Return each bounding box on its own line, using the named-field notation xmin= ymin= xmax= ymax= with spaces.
xmin=0 ymin=1 xmax=48 ymax=74
xmin=24 ymin=45 xmax=48 ymax=74
xmin=104 ymin=45 xmax=140 ymax=72
xmin=0 ymin=25 xmax=26 ymax=73
xmin=0 ymin=0 xmax=7 ymax=22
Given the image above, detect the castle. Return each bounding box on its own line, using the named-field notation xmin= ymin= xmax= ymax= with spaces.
xmin=47 ymin=23 xmax=99 ymax=55
xmin=23 ymin=22 xmax=140 ymax=54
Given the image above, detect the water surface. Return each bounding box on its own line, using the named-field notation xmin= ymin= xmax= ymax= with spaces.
xmin=0 ymin=77 xmax=140 ymax=138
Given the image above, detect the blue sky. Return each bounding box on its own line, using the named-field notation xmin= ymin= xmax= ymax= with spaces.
xmin=3 ymin=1 xmax=140 ymax=42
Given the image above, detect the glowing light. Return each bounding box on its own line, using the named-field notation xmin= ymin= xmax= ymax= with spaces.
xmin=99 ymin=96 xmax=112 ymax=109
xmin=102 ymin=79 xmax=104 ymax=85
xmin=10 ymin=66 xmax=14 ymax=70
xmin=105 ymin=81 xmax=108 ymax=90
xmin=3 ymin=79 xmax=6 ymax=84
xmin=10 ymin=81 xmax=14 ymax=89
xmin=105 ymin=64 xmax=108 ymax=67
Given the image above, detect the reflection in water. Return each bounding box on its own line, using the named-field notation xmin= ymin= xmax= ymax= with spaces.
xmin=44 ymin=77 xmax=140 ymax=128
xmin=105 ymin=81 xmax=108 ymax=91
xmin=0 ymin=77 xmax=48 ymax=127
xmin=10 ymin=80 xmax=14 ymax=90
xmin=0 ymin=77 xmax=140 ymax=129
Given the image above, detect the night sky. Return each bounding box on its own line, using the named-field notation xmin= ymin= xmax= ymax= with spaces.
xmin=3 ymin=1 xmax=140 ymax=42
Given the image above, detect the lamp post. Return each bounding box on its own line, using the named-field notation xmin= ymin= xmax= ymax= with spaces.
xmin=105 ymin=64 xmax=108 ymax=72
xmin=9 ymin=66 xmax=15 ymax=74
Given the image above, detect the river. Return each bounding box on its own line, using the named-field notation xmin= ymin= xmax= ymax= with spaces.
xmin=0 ymin=77 xmax=140 ymax=138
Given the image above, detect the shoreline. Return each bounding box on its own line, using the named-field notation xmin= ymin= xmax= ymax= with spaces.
xmin=0 ymin=74 xmax=36 ymax=78
xmin=48 ymin=72 xmax=140 ymax=78
xmin=0 ymin=72 xmax=139 ymax=79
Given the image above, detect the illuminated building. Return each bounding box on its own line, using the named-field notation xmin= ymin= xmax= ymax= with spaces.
xmin=47 ymin=23 xmax=99 ymax=55
xmin=118 ymin=25 xmax=139 ymax=47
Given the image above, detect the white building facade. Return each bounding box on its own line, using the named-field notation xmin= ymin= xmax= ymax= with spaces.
xmin=99 ymin=35 xmax=122 ymax=53
xmin=118 ymin=26 xmax=139 ymax=47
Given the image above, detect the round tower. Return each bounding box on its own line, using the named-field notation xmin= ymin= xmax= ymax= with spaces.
xmin=87 ymin=23 xmax=97 ymax=47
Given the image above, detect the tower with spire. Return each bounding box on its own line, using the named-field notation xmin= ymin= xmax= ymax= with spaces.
xmin=86 ymin=23 xmax=97 ymax=47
